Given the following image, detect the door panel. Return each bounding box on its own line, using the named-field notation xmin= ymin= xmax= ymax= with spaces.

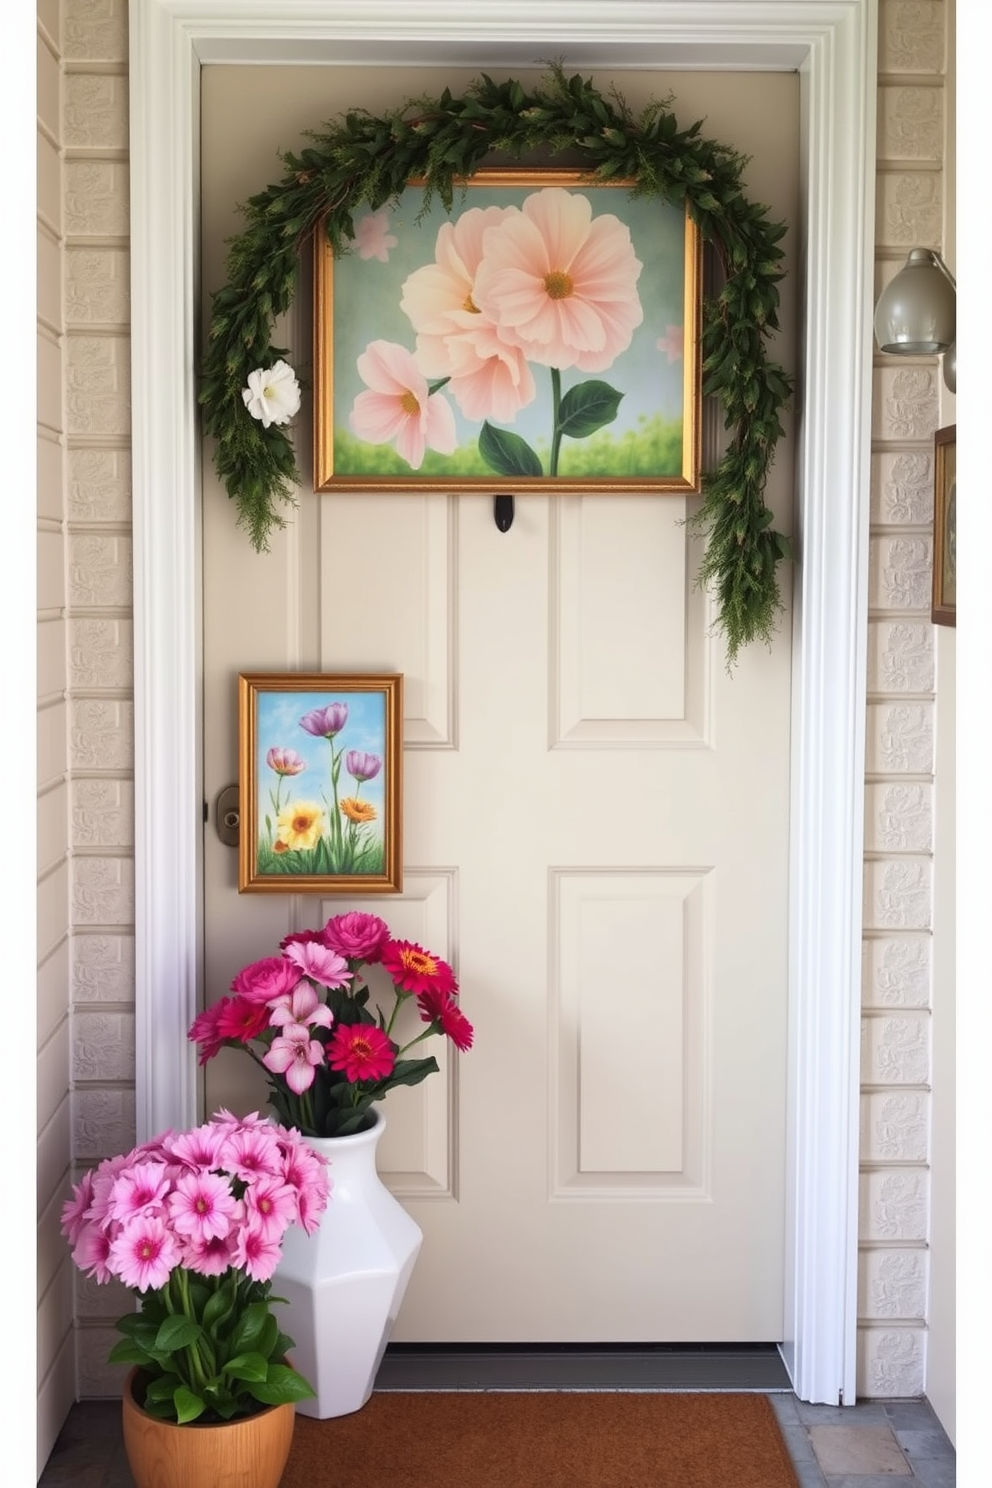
xmin=200 ymin=64 xmax=798 ymax=1343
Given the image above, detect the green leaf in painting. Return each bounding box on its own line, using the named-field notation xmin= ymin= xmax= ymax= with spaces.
xmin=478 ymin=421 xmax=543 ymax=478
xmin=557 ymin=381 xmax=624 ymax=440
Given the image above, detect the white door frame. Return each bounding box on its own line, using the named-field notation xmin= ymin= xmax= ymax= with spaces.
xmin=129 ymin=0 xmax=877 ymax=1405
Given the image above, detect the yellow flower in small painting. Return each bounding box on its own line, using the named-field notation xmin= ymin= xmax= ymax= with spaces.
xmin=340 ymin=797 xmax=377 ymax=825
xmin=276 ymin=800 xmax=325 ymax=850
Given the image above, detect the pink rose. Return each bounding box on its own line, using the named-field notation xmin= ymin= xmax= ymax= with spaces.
xmin=321 ymin=912 xmax=391 ymax=963
xmin=230 ymin=955 xmax=302 ymax=1005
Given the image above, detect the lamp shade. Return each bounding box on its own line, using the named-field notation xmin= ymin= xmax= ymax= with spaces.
xmin=874 ymin=248 xmax=956 ymax=355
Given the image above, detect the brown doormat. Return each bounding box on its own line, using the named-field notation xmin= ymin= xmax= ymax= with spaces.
xmin=279 ymin=1391 xmax=799 ymax=1488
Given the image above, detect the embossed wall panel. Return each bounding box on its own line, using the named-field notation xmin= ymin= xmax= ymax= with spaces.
xmin=552 ymin=870 xmax=708 ymax=1192
xmin=319 ymin=494 xmax=455 ymax=747
xmin=553 ymin=496 xmax=709 ymax=746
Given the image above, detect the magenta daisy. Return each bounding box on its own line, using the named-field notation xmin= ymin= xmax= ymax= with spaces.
xmin=380 ymin=938 xmax=458 ymax=997
xmin=243 ymin=1174 xmax=298 ymax=1242
xmin=233 ymin=1224 xmax=282 ymax=1283
xmin=107 ymin=1162 xmax=171 ymax=1223
xmin=180 ymin=1231 xmax=237 ymax=1277
xmin=215 ymin=995 xmax=272 ymax=1043
xmin=109 ymin=1214 xmax=181 ymax=1291
xmin=416 ymin=987 xmax=475 ymax=1051
xmin=167 ymin=1170 xmax=239 ymax=1242
xmin=219 ymin=1124 xmax=285 ymax=1182
xmin=327 ymin=1023 xmax=396 ymax=1083
xmin=187 ymin=1001 xmax=228 ymax=1063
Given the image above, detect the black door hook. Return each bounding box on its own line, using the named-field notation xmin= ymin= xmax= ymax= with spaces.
xmin=493 ymin=494 xmax=514 ymax=532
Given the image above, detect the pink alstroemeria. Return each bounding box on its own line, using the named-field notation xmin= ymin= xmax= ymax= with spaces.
xmin=267 ymin=981 xmax=334 ymax=1030
xmin=298 ymin=702 xmax=349 ymax=738
xmin=349 ymin=340 xmax=457 ymax=471
xmin=109 ymin=1214 xmax=182 ymax=1291
xmin=266 ymin=746 xmax=307 ymax=775
xmin=282 ymin=939 xmax=353 ymax=991
xmin=345 ymin=749 xmax=382 ymax=783
xmin=263 ymin=1021 xmax=326 ymax=1095
xmin=353 ymin=207 xmax=398 ymax=263
xmin=401 ymin=205 xmax=538 ymax=424
xmin=167 ymin=1170 xmax=239 ymax=1242
xmin=473 ymin=187 xmax=644 ymax=373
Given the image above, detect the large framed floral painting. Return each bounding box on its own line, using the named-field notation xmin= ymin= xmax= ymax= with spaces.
xmin=314 ymin=169 xmax=700 ymax=492
xmin=238 ymin=672 xmax=403 ymax=894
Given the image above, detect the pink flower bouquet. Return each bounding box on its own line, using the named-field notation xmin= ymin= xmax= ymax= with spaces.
xmin=188 ymin=912 xmax=473 ymax=1138
xmin=61 ymin=1110 xmax=330 ymax=1424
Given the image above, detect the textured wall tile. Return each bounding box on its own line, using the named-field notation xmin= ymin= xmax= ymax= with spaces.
xmin=861 ymin=1091 xmax=930 ymax=1161
xmin=63 ymin=73 xmax=129 ymax=149
xmin=72 ymin=933 xmax=135 ymax=1003
xmin=69 ymin=533 xmax=133 ymax=608
xmin=70 ymin=697 xmax=135 ymax=770
xmin=864 ymin=859 xmax=932 ymax=931
xmin=865 ymin=702 xmax=933 ymax=775
xmin=69 ymin=618 xmax=133 ymax=689
xmin=867 ymin=621 xmax=934 ymax=694
xmin=38 ymin=527 xmax=66 ymax=612
xmin=72 ymin=1010 xmax=136 ymax=1080
xmin=875 ymin=172 xmax=943 ymax=248
xmin=74 ymin=1270 xmax=131 ymax=1320
xmin=38 ymin=617 xmax=67 ymax=697
xmin=38 ymin=37 xmax=61 ymax=137
xmin=863 ymin=935 xmax=931 ymax=1007
xmin=38 ymin=431 xmax=64 ymax=523
xmin=72 ymin=1087 xmax=135 ymax=1160
xmin=71 ymin=778 xmax=134 ymax=848
xmin=859 ymin=1249 xmax=928 ymax=1320
xmin=38 ymin=329 xmax=63 ymax=432
xmin=38 ymin=134 xmax=62 ymax=233
xmin=76 ymin=1328 xmax=130 ymax=1398
xmin=63 ymin=0 xmax=129 ymax=62
xmin=868 ymin=535 xmax=932 ymax=612
xmin=65 ymin=334 xmax=131 ymax=437
xmin=38 ymin=698 xmax=68 ymax=787
xmin=863 ymin=1011 xmax=930 ymax=1084
xmin=860 ymin=1168 xmax=930 ymax=1241
xmin=872 ymin=366 xmax=940 ymax=442
xmin=857 ymin=1326 xmax=926 ymax=1397
xmin=72 ymin=855 xmax=135 ymax=926
xmin=67 ymin=447 xmax=132 ymax=523
xmin=877 ymin=86 xmax=943 ymax=160
xmin=38 ymin=229 xmax=62 ymax=329
xmin=38 ymin=781 xmax=70 ymax=876
xmin=878 ymin=0 xmax=945 ymax=74
xmin=65 ymin=245 xmax=130 ymax=324
xmin=64 ymin=160 xmax=130 ymax=236
xmin=864 ymin=783 xmax=932 ymax=853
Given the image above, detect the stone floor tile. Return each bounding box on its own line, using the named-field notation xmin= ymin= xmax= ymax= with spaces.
xmin=796 ymin=1400 xmax=890 ymax=1425
xmin=894 ymin=1428 xmax=956 ymax=1461
xmin=792 ymin=1457 xmax=828 ymax=1488
xmin=900 ymin=1456 xmax=956 ymax=1488
xmin=769 ymin=1392 xmax=802 ymax=1423
xmin=821 ymin=1478 xmax=933 ymax=1488
xmin=809 ymin=1423 xmax=912 ymax=1475
xmin=882 ymin=1401 xmax=943 ymax=1430
xmin=780 ymin=1423 xmax=819 ymax=1464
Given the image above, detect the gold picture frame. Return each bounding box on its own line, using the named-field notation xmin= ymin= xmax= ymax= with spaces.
xmin=238 ymin=672 xmax=403 ymax=894
xmin=932 ymin=424 xmax=956 ymax=628
xmin=314 ymin=168 xmax=701 ymax=494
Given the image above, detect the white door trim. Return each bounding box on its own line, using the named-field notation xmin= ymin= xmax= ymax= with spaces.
xmin=129 ymin=0 xmax=876 ymax=1405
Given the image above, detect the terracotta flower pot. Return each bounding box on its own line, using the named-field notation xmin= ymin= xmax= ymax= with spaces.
xmin=121 ymin=1369 xmax=295 ymax=1488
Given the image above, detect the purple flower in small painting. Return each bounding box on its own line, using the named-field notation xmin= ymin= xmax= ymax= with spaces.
xmin=345 ymin=749 xmax=382 ymax=782
xmin=353 ymin=207 xmax=398 ymax=263
xmin=299 ymin=702 xmax=349 ymax=738
xmin=266 ymin=746 xmax=306 ymax=775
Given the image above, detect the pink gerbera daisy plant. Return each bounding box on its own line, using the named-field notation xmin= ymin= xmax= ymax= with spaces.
xmin=60 ymin=1111 xmax=330 ymax=1427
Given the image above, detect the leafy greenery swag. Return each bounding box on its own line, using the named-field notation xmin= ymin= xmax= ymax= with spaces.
xmin=200 ymin=67 xmax=793 ymax=664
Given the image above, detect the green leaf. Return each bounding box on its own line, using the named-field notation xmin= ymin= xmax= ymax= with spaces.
xmin=249 ymin=1363 xmax=317 ymax=1406
xmin=108 ymin=1339 xmax=155 ymax=1367
xmin=154 ymin=1315 xmax=204 ymax=1352
xmin=228 ymin=1301 xmax=271 ymax=1356
xmin=224 ymin=1352 xmax=269 ymax=1383
xmin=174 ymin=1386 xmax=207 ymax=1425
xmin=557 ymin=380 xmax=624 ymax=440
xmin=478 ymin=421 xmax=543 ymax=478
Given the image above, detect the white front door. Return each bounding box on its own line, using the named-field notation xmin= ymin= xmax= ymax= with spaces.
xmin=199 ymin=63 xmax=797 ymax=1343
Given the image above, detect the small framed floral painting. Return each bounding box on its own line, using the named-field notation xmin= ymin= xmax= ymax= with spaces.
xmin=314 ymin=169 xmax=701 ymax=493
xmin=931 ymin=424 xmax=956 ymax=628
xmin=238 ymin=672 xmax=403 ymax=894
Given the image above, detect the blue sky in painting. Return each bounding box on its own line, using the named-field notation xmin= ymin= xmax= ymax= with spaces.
xmin=255 ymin=689 xmax=387 ymax=830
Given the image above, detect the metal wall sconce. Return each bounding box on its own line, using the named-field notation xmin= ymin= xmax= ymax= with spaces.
xmin=874 ymin=247 xmax=957 ymax=393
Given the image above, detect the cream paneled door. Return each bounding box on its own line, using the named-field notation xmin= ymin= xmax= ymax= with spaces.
xmin=200 ymin=65 xmax=795 ymax=1343
xmin=202 ymin=486 xmax=792 ymax=1342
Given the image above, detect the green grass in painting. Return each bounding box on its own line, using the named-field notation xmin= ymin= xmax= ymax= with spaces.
xmin=333 ymin=416 xmax=684 ymax=481
xmin=257 ymin=837 xmax=385 ymax=877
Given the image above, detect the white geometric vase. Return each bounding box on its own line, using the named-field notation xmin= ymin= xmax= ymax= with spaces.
xmin=273 ymin=1108 xmax=423 ymax=1419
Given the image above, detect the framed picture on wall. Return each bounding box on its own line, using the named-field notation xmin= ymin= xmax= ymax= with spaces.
xmin=313 ymin=168 xmax=701 ymax=494
xmin=931 ymin=424 xmax=956 ymax=628
xmin=238 ymin=672 xmax=403 ymax=893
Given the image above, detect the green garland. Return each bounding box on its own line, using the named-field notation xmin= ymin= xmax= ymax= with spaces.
xmin=200 ymin=67 xmax=793 ymax=664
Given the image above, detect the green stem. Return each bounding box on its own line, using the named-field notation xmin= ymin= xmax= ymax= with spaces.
xmin=549 ymin=366 xmax=563 ymax=476
xmin=396 ymin=1023 xmax=439 ymax=1057
xmin=384 ymin=988 xmax=412 ymax=1039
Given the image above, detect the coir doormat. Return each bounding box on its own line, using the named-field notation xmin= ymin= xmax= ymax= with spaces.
xmin=279 ymin=1391 xmax=799 ymax=1488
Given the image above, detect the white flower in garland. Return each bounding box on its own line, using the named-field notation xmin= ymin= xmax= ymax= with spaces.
xmin=241 ymin=360 xmax=302 ymax=428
